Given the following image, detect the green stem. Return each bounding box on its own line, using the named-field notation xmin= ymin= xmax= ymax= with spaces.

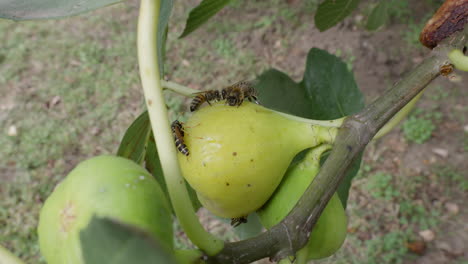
xmin=448 ymin=49 xmax=468 ymax=71
xmin=0 ymin=245 xmax=25 ymax=264
xmin=373 ymin=90 xmax=424 ymax=140
xmin=137 ymin=0 xmax=223 ymax=255
xmin=294 ymin=246 xmax=309 ymax=264
xmin=162 ymin=80 xmax=198 ymax=96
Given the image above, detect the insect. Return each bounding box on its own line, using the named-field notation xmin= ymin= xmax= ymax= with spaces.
xmin=230 ymin=216 xmax=248 ymax=227
xmin=221 ymin=81 xmax=259 ymax=107
xmin=190 ymin=89 xmax=222 ymax=112
xmin=171 ymin=120 xmax=189 ymax=156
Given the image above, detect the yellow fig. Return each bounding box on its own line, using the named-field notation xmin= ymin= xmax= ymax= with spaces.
xmin=257 ymin=145 xmax=347 ymax=259
xmin=178 ymin=102 xmax=337 ymax=218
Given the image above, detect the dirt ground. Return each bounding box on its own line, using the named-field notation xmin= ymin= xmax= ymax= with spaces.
xmin=1 ymin=0 xmax=466 ymax=263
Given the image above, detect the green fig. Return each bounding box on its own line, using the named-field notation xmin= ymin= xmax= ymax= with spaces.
xmin=257 ymin=145 xmax=347 ymax=260
xmin=38 ymin=155 xmax=173 ymax=264
xmin=178 ymin=102 xmax=337 ymax=218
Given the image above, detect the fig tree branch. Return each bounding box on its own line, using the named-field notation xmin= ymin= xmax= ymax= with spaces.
xmin=207 ymin=27 xmax=467 ymax=264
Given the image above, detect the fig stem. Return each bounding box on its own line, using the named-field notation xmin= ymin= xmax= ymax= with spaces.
xmin=448 ymin=49 xmax=468 ymax=71
xmin=294 ymin=246 xmax=309 ymax=264
xmin=373 ymin=90 xmax=424 ymax=140
xmin=0 ymin=245 xmax=25 ymax=264
xmin=162 ymin=80 xmax=199 ymax=96
xmin=137 ymin=0 xmax=224 ymax=255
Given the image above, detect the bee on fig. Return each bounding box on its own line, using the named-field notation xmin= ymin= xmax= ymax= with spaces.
xmin=230 ymin=216 xmax=248 ymax=227
xmin=221 ymin=81 xmax=259 ymax=107
xmin=190 ymin=89 xmax=222 ymax=112
xmin=171 ymin=120 xmax=189 ymax=156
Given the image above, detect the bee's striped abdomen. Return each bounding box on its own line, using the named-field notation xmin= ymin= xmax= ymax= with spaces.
xmin=171 ymin=120 xmax=189 ymax=156
xmin=190 ymin=95 xmax=206 ymax=112
xmin=175 ymin=138 xmax=189 ymax=156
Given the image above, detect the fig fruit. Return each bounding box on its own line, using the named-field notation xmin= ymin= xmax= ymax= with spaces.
xmin=257 ymin=145 xmax=347 ymax=259
xmin=38 ymin=155 xmax=173 ymax=264
xmin=178 ymin=102 xmax=336 ymax=218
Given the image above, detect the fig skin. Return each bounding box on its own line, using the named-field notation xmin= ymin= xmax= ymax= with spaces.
xmin=257 ymin=145 xmax=347 ymax=259
xmin=179 ymin=102 xmax=334 ymax=218
xmin=38 ymin=155 xmax=173 ymax=264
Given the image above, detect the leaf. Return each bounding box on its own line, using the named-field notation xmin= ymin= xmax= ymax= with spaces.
xmin=117 ymin=111 xmax=151 ymax=164
xmin=80 ymin=216 xmax=177 ymax=264
xmin=232 ymin=213 xmax=264 ymax=240
xmin=302 ymin=48 xmax=364 ymax=119
xmin=179 ymin=0 xmax=231 ymax=38
xmin=314 ymin=0 xmax=361 ymax=32
xmin=256 ymin=47 xmax=364 ymax=207
xmin=145 ymin=133 xmax=202 ymax=212
xmin=255 ymin=70 xmax=311 ymax=117
xmin=336 ymin=153 xmax=362 ymax=208
xmin=157 ymin=0 xmax=173 ymax=75
xmin=256 ymin=48 xmax=364 ymax=120
xmin=0 ymin=0 xmax=122 ymax=20
xmin=366 ymin=1 xmax=389 ymax=31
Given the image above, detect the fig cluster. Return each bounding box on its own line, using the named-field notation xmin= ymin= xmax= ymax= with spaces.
xmin=38 ymin=94 xmax=346 ymax=263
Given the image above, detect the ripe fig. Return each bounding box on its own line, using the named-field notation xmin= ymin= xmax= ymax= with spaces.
xmin=178 ymin=102 xmax=337 ymax=218
xmin=257 ymin=145 xmax=347 ymax=259
xmin=38 ymin=155 xmax=173 ymax=264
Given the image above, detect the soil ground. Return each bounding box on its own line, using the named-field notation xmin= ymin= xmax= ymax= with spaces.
xmin=0 ymin=0 xmax=466 ymax=263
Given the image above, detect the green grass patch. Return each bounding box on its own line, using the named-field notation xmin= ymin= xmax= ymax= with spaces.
xmin=366 ymin=172 xmax=400 ymax=200
xmin=402 ymin=116 xmax=435 ymax=144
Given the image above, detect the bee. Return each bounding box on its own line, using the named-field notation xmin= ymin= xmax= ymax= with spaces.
xmin=230 ymin=216 xmax=248 ymax=227
xmin=190 ymin=89 xmax=222 ymax=112
xmin=171 ymin=120 xmax=189 ymax=156
xmin=221 ymin=81 xmax=259 ymax=107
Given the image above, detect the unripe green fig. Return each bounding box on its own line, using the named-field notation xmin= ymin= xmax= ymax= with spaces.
xmin=257 ymin=145 xmax=347 ymax=260
xmin=178 ymin=102 xmax=336 ymax=218
xmin=38 ymin=155 xmax=173 ymax=264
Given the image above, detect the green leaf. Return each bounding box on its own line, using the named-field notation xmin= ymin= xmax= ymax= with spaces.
xmin=337 ymin=154 xmax=362 ymax=207
xmin=302 ymin=48 xmax=364 ymax=119
xmin=80 ymin=216 xmax=177 ymax=264
xmin=117 ymin=111 xmax=151 ymax=164
xmin=157 ymin=0 xmax=173 ymax=75
xmin=232 ymin=213 xmax=264 ymax=240
xmin=256 ymin=70 xmax=311 ymax=117
xmin=256 ymin=47 xmax=364 ymax=207
xmin=256 ymin=48 xmax=364 ymax=120
xmin=145 ymin=133 xmax=202 ymax=212
xmin=0 ymin=0 xmax=122 ymax=20
xmin=179 ymin=0 xmax=231 ymax=38
xmin=366 ymin=1 xmax=389 ymax=31
xmin=314 ymin=0 xmax=361 ymax=32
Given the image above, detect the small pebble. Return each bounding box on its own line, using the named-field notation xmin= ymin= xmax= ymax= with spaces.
xmin=444 ymin=202 xmax=459 ymax=215
xmin=432 ymin=148 xmax=448 ymax=158
xmin=419 ymin=229 xmax=435 ymax=242
xmin=7 ymin=125 xmax=17 ymax=136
